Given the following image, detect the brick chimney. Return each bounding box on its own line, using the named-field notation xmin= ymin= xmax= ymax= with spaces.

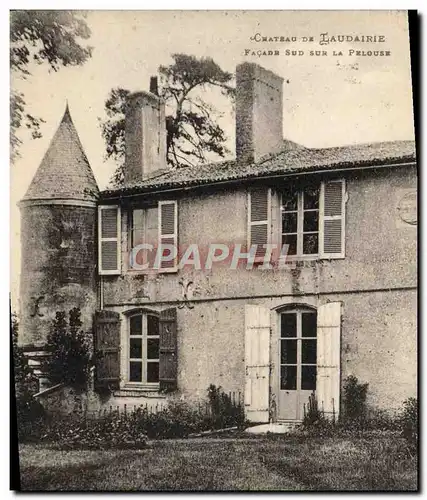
xmin=235 ymin=63 xmax=284 ymax=163
xmin=124 ymin=79 xmax=167 ymax=184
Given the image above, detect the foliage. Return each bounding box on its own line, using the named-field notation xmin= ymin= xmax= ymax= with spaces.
xmin=342 ymin=375 xmax=369 ymax=425
xmin=207 ymin=384 xmax=245 ymax=429
xmin=42 ymin=308 xmax=91 ymax=390
xmin=399 ymin=397 xmax=417 ymax=449
xmin=12 ymin=312 xmax=45 ymax=441
xmin=28 ymin=386 xmax=244 ymax=447
xmin=100 ymin=53 xmax=234 ymax=186
xmin=10 ymin=10 xmax=92 ymax=161
xmin=302 ymin=391 xmax=323 ymax=427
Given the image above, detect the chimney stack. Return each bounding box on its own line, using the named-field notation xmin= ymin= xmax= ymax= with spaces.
xmin=124 ymin=84 xmax=167 ymax=184
xmin=150 ymin=76 xmax=159 ymax=96
xmin=235 ymin=63 xmax=284 ymax=163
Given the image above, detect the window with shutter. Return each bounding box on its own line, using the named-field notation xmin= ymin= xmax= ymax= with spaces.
xmin=98 ymin=205 xmax=121 ymax=274
xmin=320 ymin=180 xmax=346 ymax=258
xmin=126 ymin=312 xmax=160 ymax=386
xmin=279 ymin=180 xmax=345 ymax=260
xmin=159 ymin=308 xmax=178 ymax=392
xmin=158 ymin=201 xmax=178 ymax=271
xmin=248 ymin=189 xmax=271 ymax=260
xmin=94 ymin=310 xmax=121 ymax=388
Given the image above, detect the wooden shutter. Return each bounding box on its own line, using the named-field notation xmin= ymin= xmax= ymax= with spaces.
xmin=98 ymin=205 xmax=121 ymax=274
xmin=94 ymin=310 xmax=121 ymax=388
xmin=248 ymin=189 xmax=271 ymax=260
xmin=159 ymin=308 xmax=178 ymax=392
xmin=244 ymin=305 xmax=270 ymax=423
xmin=320 ymin=180 xmax=346 ymax=258
xmin=316 ymin=302 xmax=341 ymax=420
xmin=158 ymin=201 xmax=178 ymax=271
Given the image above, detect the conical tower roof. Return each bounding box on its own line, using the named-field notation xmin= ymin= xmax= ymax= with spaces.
xmin=22 ymin=105 xmax=99 ymax=204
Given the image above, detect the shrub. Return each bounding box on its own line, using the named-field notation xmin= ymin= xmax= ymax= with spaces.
xmin=12 ymin=312 xmax=46 ymax=442
xmin=42 ymin=308 xmax=91 ymax=390
xmin=399 ymin=397 xmax=417 ymax=449
xmin=38 ymin=386 xmax=245 ymax=448
xmin=207 ymin=385 xmax=245 ymax=429
xmin=341 ymin=375 xmax=369 ymax=427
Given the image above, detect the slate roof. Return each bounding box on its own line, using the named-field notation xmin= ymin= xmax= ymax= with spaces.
xmin=23 ymin=106 xmax=99 ymax=203
xmin=102 ymin=139 xmax=416 ymax=198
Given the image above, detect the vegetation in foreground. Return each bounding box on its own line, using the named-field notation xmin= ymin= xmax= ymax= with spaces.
xmin=18 ymin=433 xmax=417 ymax=491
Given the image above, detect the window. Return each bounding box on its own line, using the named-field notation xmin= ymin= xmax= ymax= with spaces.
xmin=128 ymin=313 xmax=160 ymax=385
xmin=280 ymin=180 xmax=345 ymax=259
xmin=128 ymin=200 xmax=178 ymax=272
xmin=130 ymin=206 xmax=158 ymax=267
xmin=281 ymin=185 xmax=319 ymax=256
xmin=280 ymin=309 xmax=317 ymax=392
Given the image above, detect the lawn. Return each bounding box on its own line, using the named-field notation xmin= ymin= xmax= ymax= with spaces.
xmin=17 ymin=433 xmax=417 ymax=491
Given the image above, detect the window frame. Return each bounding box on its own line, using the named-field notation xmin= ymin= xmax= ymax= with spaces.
xmin=279 ymin=308 xmax=317 ymax=393
xmin=279 ymin=180 xmax=345 ymax=261
xmin=126 ymin=311 xmax=160 ymax=389
xmin=127 ymin=200 xmax=178 ymax=274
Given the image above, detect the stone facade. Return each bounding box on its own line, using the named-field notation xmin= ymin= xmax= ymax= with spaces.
xmin=20 ymin=63 xmax=417 ymax=419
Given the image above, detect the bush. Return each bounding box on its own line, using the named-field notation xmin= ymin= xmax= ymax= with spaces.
xmin=12 ymin=312 xmax=46 ymax=442
xmin=42 ymin=308 xmax=91 ymax=390
xmin=399 ymin=397 xmax=417 ymax=449
xmin=342 ymin=375 xmax=369 ymax=426
xmin=207 ymin=385 xmax=245 ymax=430
xmin=37 ymin=386 xmax=245 ymax=448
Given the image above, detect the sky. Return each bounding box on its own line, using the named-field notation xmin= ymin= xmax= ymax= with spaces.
xmin=10 ymin=10 xmax=415 ymax=308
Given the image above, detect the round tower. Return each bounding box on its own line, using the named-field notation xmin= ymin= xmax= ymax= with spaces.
xmin=19 ymin=106 xmax=99 ymax=369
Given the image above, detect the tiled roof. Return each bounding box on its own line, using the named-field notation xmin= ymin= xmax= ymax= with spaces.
xmin=23 ymin=106 xmax=99 ymax=203
xmin=102 ymin=139 xmax=416 ymax=197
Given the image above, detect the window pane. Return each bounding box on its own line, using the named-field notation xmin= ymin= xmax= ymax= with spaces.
xmin=132 ymin=229 xmax=145 ymax=247
xmin=303 ymin=233 xmax=318 ymax=254
xmin=281 ymin=189 xmax=298 ymax=211
xmin=147 ymin=362 xmax=159 ymax=383
xmin=303 ymin=211 xmax=319 ymax=232
xmin=302 ymin=339 xmax=317 ymax=364
xmin=147 ymin=338 xmax=159 ymax=360
xmin=282 ymin=234 xmax=297 ymax=256
xmin=129 ymin=315 xmax=142 ymax=335
xmin=281 ymin=339 xmax=297 ymax=364
xmin=280 ymin=365 xmax=297 ymax=390
xmin=147 ymin=315 xmax=159 ymax=336
xmin=303 ymin=187 xmax=319 ymax=209
xmin=302 ymin=365 xmax=317 ymax=390
xmin=281 ymin=313 xmax=297 ymax=338
xmin=129 ymin=361 xmax=142 ymax=382
xmin=282 ymin=212 xmax=297 ymax=233
xmin=302 ymin=312 xmax=317 ymax=337
xmin=146 ymin=207 xmax=158 ymax=230
xmin=132 ymin=209 xmax=144 ymax=230
xmin=130 ymin=338 xmax=142 ymax=359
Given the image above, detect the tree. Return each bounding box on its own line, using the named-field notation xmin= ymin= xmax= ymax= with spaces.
xmin=100 ymin=54 xmax=234 ymax=186
xmin=10 ymin=10 xmax=93 ymax=162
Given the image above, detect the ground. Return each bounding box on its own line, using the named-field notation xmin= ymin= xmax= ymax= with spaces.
xmin=17 ymin=433 xmax=417 ymax=491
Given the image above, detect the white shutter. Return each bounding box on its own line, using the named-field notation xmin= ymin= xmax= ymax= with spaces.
xmin=98 ymin=205 xmax=121 ymax=275
xmin=248 ymin=189 xmax=271 ymax=260
xmin=158 ymin=200 xmax=178 ymax=272
xmin=316 ymin=302 xmax=341 ymax=420
xmin=244 ymin=305 xmax=270 ymax=423
xmin=320 ymin=180 xmax=346 ymax=258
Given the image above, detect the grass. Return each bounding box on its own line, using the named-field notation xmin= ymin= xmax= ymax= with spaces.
xmin=17 ymin=433 xmax=417 ymax=491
